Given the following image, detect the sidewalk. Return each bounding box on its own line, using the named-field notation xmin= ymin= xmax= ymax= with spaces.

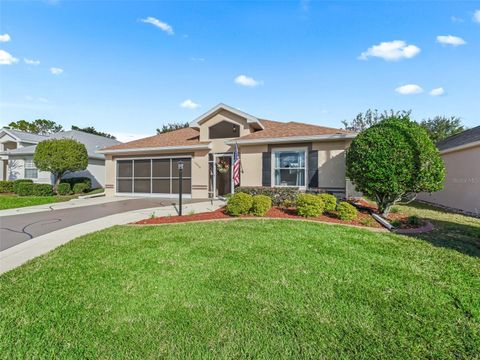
xmin=0 ymin=199 xmax=225 ymax=275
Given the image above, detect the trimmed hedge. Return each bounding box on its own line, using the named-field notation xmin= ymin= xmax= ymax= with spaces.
xmin=0 ymin=181 xmax=14 ymax=193
xmin=336 ymin=202 xmax=358 ymax=221
xmin=235 ymin=187 xmax=299 ymax=206
xmin=32 ymin=184 xmax=53 ymax=196
xmin=73 ymin=183 xmax=90 ymax=194
xmin=296 ymin=194 xmax=325 ymax=217
xmin=57 ymin=183 xmax=71 ymax=196
xmin=13 ymin=179 xmax=33 ymax=194
xmin=226 ymin=192 xmax=253 ymax=216
xmin=318 ymin=193 xmax=337 ymax=212
xmin=251 ymin=195 xmax=272 ymax=217
xmin=15 ymin=182 xmax=34 ymax=196
xmin=61 ymin=177 xmax=92 ymax=191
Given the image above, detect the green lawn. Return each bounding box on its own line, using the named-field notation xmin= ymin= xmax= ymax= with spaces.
xmin=0 ymin=194 xmax=75 ymax=210
xmin=1 ymin=219 xmax=479 ymax=358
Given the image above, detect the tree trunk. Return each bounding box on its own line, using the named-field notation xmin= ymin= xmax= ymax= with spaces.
xmin=54 ymin=173 xmax=62 ymax=192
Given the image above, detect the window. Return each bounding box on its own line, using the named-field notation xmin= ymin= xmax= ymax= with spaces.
xmin=116 ymin=158 xmax=191 ymax=195
xmin=272 ymin=149 xmax=306 ymax=187
xmin=24 ymin=159 xmax=38 ymax=179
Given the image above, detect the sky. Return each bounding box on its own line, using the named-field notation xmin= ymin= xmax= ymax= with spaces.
xmin=0 ymin=0 xmax=479 ymax=142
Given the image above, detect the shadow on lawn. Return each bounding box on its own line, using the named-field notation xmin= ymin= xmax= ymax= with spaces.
xmin=402 ymin=218 xmax=480 ymax=258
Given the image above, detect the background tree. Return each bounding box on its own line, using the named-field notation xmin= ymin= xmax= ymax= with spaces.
xmin=7 ymin=119 xmax=63 ymax=135
xmin=34 ymin=139 xmax=88 ymax=188
xmin=342 ymin=109 xmax=411 ymax=132
xmin=346 ymin=116 xmax=445 ymax=216
xmin=156 ymin=122 xmax=189 ymax=134
xmin=71 ymin=125 xmax=116 ymax=139
xmin=419 ymin=116 xmax=465 ymax=143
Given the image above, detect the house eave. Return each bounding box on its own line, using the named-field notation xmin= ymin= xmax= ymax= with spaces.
xmin=439 ymin=140 xmax=480 ymax=155
xmin=97 ymin=143 xmax=212 ymax=154
xmin=225 ymin=133 xmax=356 ymax=145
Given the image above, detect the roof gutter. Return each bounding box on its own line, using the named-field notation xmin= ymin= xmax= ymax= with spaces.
xmin=97 ymin=143 xmax=211 ymax=154
xmin=439 ymin=140 xmax=480 ymax=155
xmin=225 ymin=133 xmax=356 ymax=145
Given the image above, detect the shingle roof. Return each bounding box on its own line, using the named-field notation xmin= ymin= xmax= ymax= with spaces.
xmin=0 ymin=128 xmax=49 ymax=143
xmin=437 ymin=126 xmax=480 ymax=151
xmin=102 ymin=127 xmax=206 ymax=151
xmin=242 ymin=119 xmax=351 ymax=140
xmin=6 ymin=130 xmax=121 ymax=159
xmin=101 ymin=119 xmax=351 ymax=152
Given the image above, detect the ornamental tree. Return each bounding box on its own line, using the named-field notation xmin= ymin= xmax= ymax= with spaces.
xmin=34 ymin=139 xmax=88 ymax=188
xmin=346 ymin=116 xmax=445 ymax=216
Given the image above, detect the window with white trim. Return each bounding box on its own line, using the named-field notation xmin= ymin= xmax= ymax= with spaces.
xmin=24 ymin=159 xmax=38 ymax=179
xmin=272 ymin=149 xmax=306 ymax=187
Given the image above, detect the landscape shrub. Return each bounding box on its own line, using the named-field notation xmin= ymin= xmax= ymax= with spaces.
xmin=226 ymin=192 xmax=254 ymax=216
xmin=407 ymin=215 xmax=422 ymax=226
xmin=31 ymin=184 xmax=53 ymax=196
xmin=296 ymin=194 xmax=325 ymax=217
xmin=73 ymin=183 xmax=90 ymax=194
xmin=235 ymin=187 xmax=298 ymax=206
xmin=390 ymin=220 xmax=402 ymax=228
xmin=61 ymin=177 xmax=92 ymax=191
xmin=56 ymin=183 xmax=71 ymax=195
xmin=15 ymin=182 xmax=34 ymax=196
xmin=13 ymin=179 xmax=33 ymax=194
xmin=318 ymin=193 xmax=337 ymax=212
xmin=251 ymin=195 xmax=272 ymax=216
xmin=346 ymin=116 xmax=445 ymax=216
xmin=336 ymin=202 xmax=358 ymax=221
xmin=0 ymin=181 xmax=14 ymax=193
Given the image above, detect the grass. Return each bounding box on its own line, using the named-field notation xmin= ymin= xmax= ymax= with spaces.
xmin=0 ymin=189 xmax=104 ymax=210
xmin=0 ymin=194 xmax=75 ymax=210
xmin=1 ymin=219 xmax=479 ymax=358
xmin=396 ymin=201 xmax=480 ymax=257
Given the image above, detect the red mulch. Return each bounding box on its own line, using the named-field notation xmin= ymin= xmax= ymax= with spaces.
xmin=134 ymin=206 xmax=383 ymax=228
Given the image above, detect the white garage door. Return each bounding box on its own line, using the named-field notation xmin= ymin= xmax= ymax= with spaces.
xmin=116 ymin=157 xmax=191 ymax=196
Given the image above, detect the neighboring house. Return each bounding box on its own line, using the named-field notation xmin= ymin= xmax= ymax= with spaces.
xmin=0 ymin=129 xmax=121 ymax=188
xmin=418 ymin=126 xmax=480 ymax=215
xmin=99 ymin=103 xmax=356 ymax=199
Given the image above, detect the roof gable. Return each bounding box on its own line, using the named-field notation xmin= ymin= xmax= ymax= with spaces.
xmin=189 ymin=103 xmax=264 ymax=130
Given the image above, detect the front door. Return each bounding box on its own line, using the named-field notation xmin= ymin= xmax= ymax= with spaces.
xmin=215 ymin=155 xmax=232 ymax=196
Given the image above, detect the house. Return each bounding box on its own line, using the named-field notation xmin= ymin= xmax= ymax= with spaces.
xmin=99 ymin=104 xmax=356 ymax=199
xmin=418 ymin=126 xmax=480 ymax=215
xmin=0 ymin=128 xmax=121 ymax=188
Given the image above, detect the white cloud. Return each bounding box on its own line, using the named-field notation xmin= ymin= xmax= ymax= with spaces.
xmin=451 ymin=16 xmax=464 ymax=23
xmin=24 ymin=58 xmax=40 ymax=65
xmin=0 ymin=50 xmax=19 ymax=65
xmin=436 ymin=35 xmax=466 ymax=46
xmin=50 ymin=67 xmax=63 ymax=75
xmin=474 ymin=10 xmax=480 ymax=23
xmin=26 ymin=96 xmax=48 ymax=103
xmin=430 ymin=87 xmax=445 ymax=96
xmin=234 ymin=74 xmax=262 ymax=87
xmin=141 ymin=17 xmax=174 ymax=35
xmin=0 ymin=34 xmax=11 ymax=42
xmin=190 ymin=57 xmax=205 ymax=62
xmin=358 ymin=40 xmax=421 ymax=61
xmin=180 ymin=99 xmax=200 ymax=109
xmin=395 ymin=84 xmax=424 ymax=95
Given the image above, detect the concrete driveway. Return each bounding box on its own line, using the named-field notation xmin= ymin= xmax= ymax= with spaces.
xmin=0 ymin=198 xmax=199 ymax=251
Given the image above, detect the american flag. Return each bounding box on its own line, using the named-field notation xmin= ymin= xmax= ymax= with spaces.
xmin=233 ymin=143 xmax=241 ymax=186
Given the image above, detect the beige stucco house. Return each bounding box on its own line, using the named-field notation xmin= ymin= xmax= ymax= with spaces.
xmin=418 ymin=126 xmax=480 ymax=216
xmin=99 ymin=104 xmax=356 ymax=199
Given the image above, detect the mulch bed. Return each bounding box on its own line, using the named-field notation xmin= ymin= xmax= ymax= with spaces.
xmin=134 ymin=206 xmax=383 ymax=229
